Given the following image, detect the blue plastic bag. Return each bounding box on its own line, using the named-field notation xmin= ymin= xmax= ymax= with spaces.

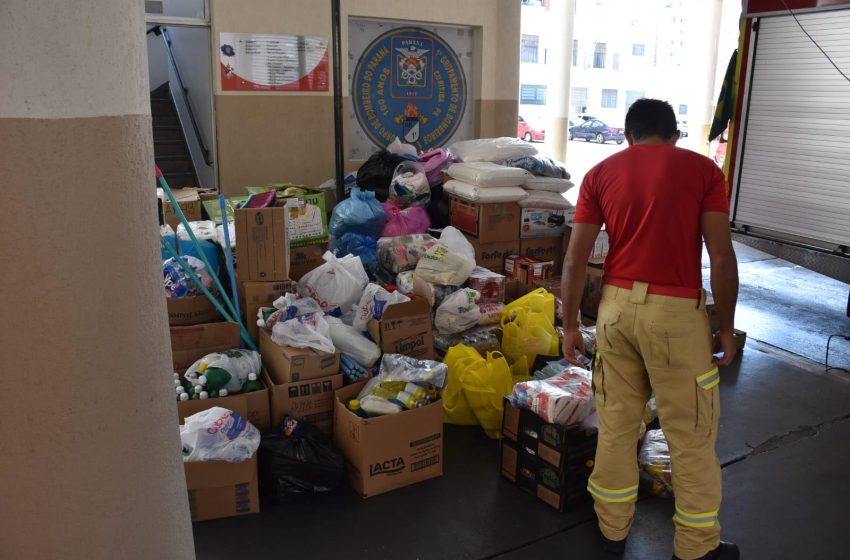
xmin=329 ymin=188 xmax=387 ymax=238
xmin=332 ymin=232 xmax=378 ymax=274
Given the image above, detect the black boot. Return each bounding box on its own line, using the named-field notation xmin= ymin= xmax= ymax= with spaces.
xmin=673 ymin=541 xmax=740 ymax=560
xmin=597 ymin=526 xmax=626 ymax=555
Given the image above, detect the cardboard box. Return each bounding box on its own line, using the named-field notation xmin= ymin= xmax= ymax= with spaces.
xmin=589 ymin=230 xmax=609 ymax=264
xmin=235 ymin=207 xmax=290 ymax=281
xmin=263 ymin=369 xmax=342 ymax=435
xmin=520 ymin=208 xmax=567 ymax=238
xmin=734 ymin=328 xmax=747 ymax=350
xmin=185 ymin=455 xmax=259 ymax=522
xmin=580 ymin=263 xmax=605 ymax=319
xmin=367 ymin=297 xmax=435 ymax=360
xmin=170 ymin=321 xmax=241 ymax=371
xmin=450 ymin=197 xmax=521 ymax=243
xmin=259 ymin=328 xmax=341 ymax=384
xmin=520 ymin=236 xmax=564 ymax=272
xmin=500 ymin=439 xmax=592 ymax=512
xmin=238 ymin=280 xmax=298 ymax=343
xmin=161 ymin=188 xmax=205 ymax=231
xmin=334 ymin=383 xmax=444 ymax=497
xmin=465 ymin=266 xmax=506 ymax=304
xmin=245 ymin=185 xmax=330 ymax=246
xmin=171 ymin=323 xmax=271 ymax=432
xmin=505 ymin=255 xmax=555 ymax=290
xmin=502 ymin=399 xmax=597 ymax=469
xmin=166 ymin=296 xmax=221 ymax=326
xmin=289 ymin=242 xmax=328 ymax=281
xmin=465 ymin=235 xmax=521 ymax=273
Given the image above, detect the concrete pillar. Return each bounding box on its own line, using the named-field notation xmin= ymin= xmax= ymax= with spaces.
xmin=542 ymin=0 xmax=576 ymax=163
xmin=0 ymin=1 xmax=195 ymax=559
xmin=693 ymin=0 xmax=725 ymax=154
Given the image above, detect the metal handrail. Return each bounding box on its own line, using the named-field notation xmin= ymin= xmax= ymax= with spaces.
xmin=149 ymin=25 xmax=213 ymax=166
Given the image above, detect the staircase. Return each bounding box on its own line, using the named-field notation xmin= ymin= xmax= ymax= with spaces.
xmin=150 ymin=82 xmax=198 ymax=188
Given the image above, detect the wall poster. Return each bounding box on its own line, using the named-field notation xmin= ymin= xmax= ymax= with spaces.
xmin=349 ymin=19 xmax=474 ymax=160
xmin=219 ymin=32 xmax=329 ymax=91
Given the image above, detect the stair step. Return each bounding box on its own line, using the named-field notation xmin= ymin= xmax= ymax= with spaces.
xmin=163 ymin=171 xmax=197 ymax=188
xmin=150 ymin=99 xmax=177 ymax=116
xmin=154 ymin=140 xmax=189 ymax=157
xmin=153 ymin=125 xmax=183 ymax=142
xmin=152 ymin=113 xmax=180 ymax=127
xmin=156 ymin=155 xmax=194 ymax=174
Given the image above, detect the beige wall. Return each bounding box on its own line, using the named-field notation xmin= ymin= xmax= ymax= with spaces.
xmin=210 ymin=0 xmax=519 ymax=196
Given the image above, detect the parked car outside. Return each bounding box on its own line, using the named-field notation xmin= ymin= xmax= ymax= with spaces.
xmin=568 ymin=119 xmax=625 ymax=144
xmin=517 ymin=115 xmax=545 ymax=142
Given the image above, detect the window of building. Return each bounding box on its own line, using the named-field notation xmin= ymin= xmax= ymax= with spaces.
xmin=679 ymin=104 xmax=688 ymax=115
xmin=572 ymin=40 xmax=578 ymax=66
xmin=626 ymin=90 xmax=644 ymax=110
xmin=632 ymin=43 xmax=645 ymax=56
xmin=613 ymin=53 xmax=620 ymax=70
xmin=593 ymin=43 xmax=606 ymax=68
xmin=601 ymin=89 xmax=618 ymax=108
xmin=571 ymin=87 xmax=588 ymax=113
xmin=520 ymin=84 xmax=547 ymax=105
xmin=521 ymin=34 xmax=539 ymax=64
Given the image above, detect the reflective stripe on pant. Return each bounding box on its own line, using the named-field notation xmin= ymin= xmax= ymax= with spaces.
xmin=589 ymin=282 xmax=722 ymax=560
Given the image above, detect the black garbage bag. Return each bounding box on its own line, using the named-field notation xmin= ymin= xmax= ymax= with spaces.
xmin=356 ymin=150 xmax=406 ymax=202
xmin=427 ymin=183 xmax=450 ymax=229
xmin=258 ymin=416 xmax=345 ymax=500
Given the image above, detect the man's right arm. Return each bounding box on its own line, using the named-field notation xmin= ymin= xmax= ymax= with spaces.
xmin=701 ymin=211 xmax=738 ymax=366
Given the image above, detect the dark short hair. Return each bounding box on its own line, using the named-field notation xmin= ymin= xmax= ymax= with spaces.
xmin=625 ymin=99 xmax=678 ymax=141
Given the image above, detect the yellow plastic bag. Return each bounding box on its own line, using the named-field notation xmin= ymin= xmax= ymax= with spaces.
xmin=502 ymin=288 xmax=555 ymax=324
xmin=442 ymin=345 xmax=481 ymax=425
xmin=500 ymin=306 xmax=559 ymax=367
xmin=460 ymin=351 xmax=513 ymax=438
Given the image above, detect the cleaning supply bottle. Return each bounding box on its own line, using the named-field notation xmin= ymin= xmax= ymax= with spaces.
xmin=218 ymin=389 xmax=229 ymax=397
xmin=179 ymin=393 xmax=189 ymax=401
xmin=360 ymin=395 xmax=403 ymax=416
xmin=242 ymin=372 xmax=264 ymax=393
xmin=197 ymin=361 xmax=232 ymax=392
xmin=347 ymin=399 xmax=369 ymax=418
xmin=380 ymin=381 xmax=429 ymax=403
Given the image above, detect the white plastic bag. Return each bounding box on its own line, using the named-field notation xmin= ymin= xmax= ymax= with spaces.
xmin=271 ymin=312 xmax=335 ymax=353
xmin=448 ymin=137 xmax=538 ymax=163
xmin=176 ymin=220 xmax=218 ymax=241
xmin=524 ymin=176 xmax=574 ymax=194
xmin=443 ymin=180 xmax=528 ymax=203
xmin=351 ymin=283 xmax=411 ymax=332
xmin=518 ymin=189 xmax=574 ymax=209
xmin=435 ymin=288 xmax=482 ymax=334
xmin=180 ymin=407 xmax=260 ymax=463
xmin=215 ymin=221 xmax=236 ymax=249
xmin=257 ymin=293 xmax=323 ymax=329
xmin=438 ymin=226 xmax=476 ymax=264
xmin=185 ymin=349 xmax=261 ymax=393
xmin=510 ymin=366 xmax=596 ymax=426
xmin=446 ymin=162 xmax=531 ymax=187
xmin=298 ymin=252 xmax=369 ymax=315
xmin=387 ymin=136 xmax=418 ymax=158
xmin=415 ymin=244 xmax=476 ymax=286
xmin=326 ymin=316 xmax=381 ymax=367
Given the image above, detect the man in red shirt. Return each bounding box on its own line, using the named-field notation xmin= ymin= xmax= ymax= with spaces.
xmin=561 ymin=99 xmax=739 ymax=560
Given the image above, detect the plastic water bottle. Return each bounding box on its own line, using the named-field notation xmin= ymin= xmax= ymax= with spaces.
xmin=219 ymin=389 xmax=229 ymax=397
xmin=179 ymin=393 xmax=189 ymax=401
xmin=199 ymin=391 xmax=209 ymax=400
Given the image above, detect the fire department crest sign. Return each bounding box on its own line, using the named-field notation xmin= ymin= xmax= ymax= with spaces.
xmin=352 ymin=26 xmax=467 ymax=151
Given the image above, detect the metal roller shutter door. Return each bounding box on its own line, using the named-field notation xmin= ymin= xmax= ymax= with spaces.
xmin=734 ymin=10 xmax=850 ymax=250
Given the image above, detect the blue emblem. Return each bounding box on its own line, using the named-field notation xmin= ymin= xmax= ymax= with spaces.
xmin=352 ymin=26 xmax=467 ymax=151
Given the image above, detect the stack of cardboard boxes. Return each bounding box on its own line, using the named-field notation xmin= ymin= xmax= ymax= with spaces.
xmin=500 ymin=398 xmax=597 ymax=512
xmin=448 ymin=196 xmax=568 ymax=300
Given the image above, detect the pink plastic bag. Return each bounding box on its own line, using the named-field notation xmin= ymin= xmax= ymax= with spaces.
xmin=420 ymin=148 xmax=456 ymax=187
xmin=381 ymin=204 xmax=431 ymax=237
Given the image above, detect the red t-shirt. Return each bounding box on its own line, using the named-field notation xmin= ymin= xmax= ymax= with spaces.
xmin=574 ymin=144 xmax=729 ymax=291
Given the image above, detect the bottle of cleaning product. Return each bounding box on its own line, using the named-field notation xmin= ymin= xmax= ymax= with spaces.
xmin=199 ymin=391 xmax=209 ymax=400
xmin=380 ymin=381 xmax=430 ymax=403
xmin=242 ymin=372 xmax=264 ymax=393
xmin=371 ymin=385 xmax=427 ymax=409
xmin=347 ymin=399 xmax=369 ymax=419
xmin=360 ymin=395 xmax=403 ymax=416
xmin=179 ymin=392 xmax=190 ymax=401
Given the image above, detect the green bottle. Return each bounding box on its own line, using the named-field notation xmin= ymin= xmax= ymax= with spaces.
xmin=241 ymin=372 xmax=264 ymax=393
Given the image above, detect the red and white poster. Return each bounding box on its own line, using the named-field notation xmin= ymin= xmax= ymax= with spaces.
xmin=219 ymin=32 xmax=329 ymax=92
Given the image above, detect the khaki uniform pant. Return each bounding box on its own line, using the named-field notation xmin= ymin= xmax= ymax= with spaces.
xmin=589 ymin=283 xmax=721 ymax=560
